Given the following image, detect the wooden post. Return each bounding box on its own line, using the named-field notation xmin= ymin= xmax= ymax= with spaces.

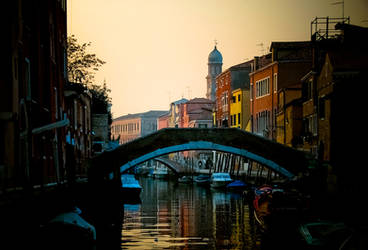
xmin=214 ymin=153 xmax=220 ymax=173
xmin=230 ymin=155 xmax=235 ymax=175
xmin=236 ymin=157 xmax=241 ymax=177
xmin=224 ymin=153 xmax=229 ymax=172
xmin=248 ymin=160 xmax=253 ymax=178
xmin=259 ymin=165 xmax=264 ymax=184
xmin=217 ymin=153 xmax=221 ymax=173
xmin=267 ymin=169 xmax=272 ymax=183
xmin=223 ymin=153 xmax=228 ymax=172
xmin=217 ymin=153 xmax=222 ymax=172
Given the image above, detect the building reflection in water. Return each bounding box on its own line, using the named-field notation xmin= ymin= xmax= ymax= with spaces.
xmin=121 ymin=177 xmax=260 ymax=249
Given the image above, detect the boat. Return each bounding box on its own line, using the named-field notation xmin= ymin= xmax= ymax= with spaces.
xmin=194 ymin=174 xmax=211 ymax=186
xmin=134 ymin=165 xmax=151 ymax=176
xmin=178 ymin=175 xmax=193 ymax=183
xmin=299 ymin=221 xmax=352 ymax=247
xmin=226 ymin=180 xmax=247 ymax=192
xmin=152 ymin=167 xmax=168 ymax=179
xmin=41 ymin=207 xmax=96 ymax=248
xmin=121 ymin=174 xmax=142 ymax=199
xmin=210 ymin=173 xmax=232 ymax=188
xmin=253 ymin=184 xmax=309 ymax=232
xmin=253 ymin=185 xmax=273 ymax=231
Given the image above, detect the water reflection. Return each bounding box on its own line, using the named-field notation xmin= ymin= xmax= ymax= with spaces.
xmin=121 ymin=177 xmax=260 ymax=249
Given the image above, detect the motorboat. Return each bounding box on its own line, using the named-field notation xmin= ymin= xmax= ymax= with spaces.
xmin=226 ymin=180 xmax=247 ymax=192
xmin=194 ymin=174 xmax=211 ymax=186
xmin=121 ymin=174 xmax=142 ymax=198
xmin=299 ymin=221 xmax=352 ymax=247
xmin=178 ymin=175 xmax=193 ymax=183
xmin=210 ymin=173 xmax=232 ymax=188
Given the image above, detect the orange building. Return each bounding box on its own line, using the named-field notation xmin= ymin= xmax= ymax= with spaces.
xmin=250 ymin=42 xmax=312 ymax=140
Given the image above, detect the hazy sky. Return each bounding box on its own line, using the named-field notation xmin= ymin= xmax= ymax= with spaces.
xmin=67 ymin=0 xmax=367 ymax=118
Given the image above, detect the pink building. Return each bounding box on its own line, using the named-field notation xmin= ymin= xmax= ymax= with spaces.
xmin=157 ymin=112 xmax=170 ymax=130
xmin=182 ymin=98 xmax=214 ymax=128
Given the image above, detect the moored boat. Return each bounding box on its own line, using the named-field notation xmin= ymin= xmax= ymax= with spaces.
xmin=121 ymin=174 xmax=142 ymax=198
xmin=299 ymin=221 xmax=352 ymax=247
xmin=152 ymin=167 xmax=168 ymax=179
xmin=178 ymin=175 xmax=193 ymax=183
xmin=226 ymin=180 xmax=247 ymax=192
xmin=253 ymin=184 xmax=309 ymax=232
xmin=194 ymin=174 xmax=211 ymax=186
xmin=41 ymin=207 xmax=96 ymax=248
xmin=210 ymin=173 xmax=232 ymax=188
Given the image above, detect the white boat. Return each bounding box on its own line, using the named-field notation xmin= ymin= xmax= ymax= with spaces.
xmin=42 ymin=207 xmax=96 ymax=247
xmin=121 ymin=174 xmax=142 ymax=198
xmin=210 ymin=173 xmax=233 ymax=188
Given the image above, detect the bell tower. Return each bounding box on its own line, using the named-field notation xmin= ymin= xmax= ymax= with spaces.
xmin=206 ymin=42 xmax=223 ymax=101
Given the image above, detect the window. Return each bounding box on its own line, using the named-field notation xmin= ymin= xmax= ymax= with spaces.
xmin=319 ymin=97 xmax=325 ymax=120
xmin=238 ymin=95 xmax=241 ymax=102
xmin=238 ymin=113 xmax=241 ymax=126
xmin=256 ymin=77 xmax=270 ymax=98
xmin=250 ymin=84 xmax=253 ymax=100
xmin=49 ymin=14 xmax=55 ymax=62
xmin=222 ymin=92 xmax=228 ymax=112
xmin=273 ymin=73 xmax=278 ymax=93
xmin=25 ymin=58 xmax=31 ymax=101
xmin=256 ymin=110 xmax=271 ymax=136
xmin=232 ymin=96 xmax=236 ymax=103
xmin=305 ymin=114 xmax=317 ymax=136
xmin=304 ymin=79 xmax=313 ymax=101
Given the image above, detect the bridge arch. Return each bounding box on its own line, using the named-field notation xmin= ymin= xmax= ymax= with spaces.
xmin=89 ymin=128 xmax=312 ymax=182
xmin=152 ymin=158 xmax=184 ymax=175
xmin=120 ymin=141 xmax=294 ymax=178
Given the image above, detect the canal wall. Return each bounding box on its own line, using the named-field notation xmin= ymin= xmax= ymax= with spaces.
xmin=0 ymin=180 xmax=123 ymax=249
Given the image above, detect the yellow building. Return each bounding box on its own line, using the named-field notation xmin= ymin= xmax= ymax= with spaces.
xmin=276 ymin=88 xmax=303 ymax=147
xmin=230 ymin=88 xmax=250 ymax=130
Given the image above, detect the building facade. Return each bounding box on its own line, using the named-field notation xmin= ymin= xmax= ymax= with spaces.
xmin=111 ymin=110 xmax=167 ymax=144
xmin=216 ymin=61 xmax=252 ymax=127
xmin=1 ymin=0 xmax=68 ymax=191
xmin=250 ymin=42 xmax=311 ymax=140
xmin=182 ymin=98 xmax=214 ymax=128
xmin=230 ymin=88 xmax=250 ymax=130
xmin=168 ymin=98 xmax=188 ymax=128
xmin=157 ymin=112 xmax=170 ymax=130
xmin=64 ymin=82 xmax=92 ymax=177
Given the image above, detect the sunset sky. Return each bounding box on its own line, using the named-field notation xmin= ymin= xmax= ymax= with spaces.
xmin=67 ymin=0 xmax=367 ymax=118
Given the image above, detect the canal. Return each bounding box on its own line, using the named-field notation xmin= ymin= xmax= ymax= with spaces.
xmin=120 ymin=177 xmax=302 ymax=249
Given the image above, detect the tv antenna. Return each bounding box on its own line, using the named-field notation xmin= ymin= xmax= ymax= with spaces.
xmin=256 ymin=43 xmax=265 ymax=55
xmin=331 ymin=0 xmax=344 ymax=21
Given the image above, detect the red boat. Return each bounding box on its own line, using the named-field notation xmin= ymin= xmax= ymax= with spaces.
xmin=253 ymin=185 xmax=308 ymax=232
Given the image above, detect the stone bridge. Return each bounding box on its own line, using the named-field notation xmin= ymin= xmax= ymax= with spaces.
xmin=153 ymin=157 xmax=189 ymax=175
xmin=89 ymin=128 xmax=313 ymax=183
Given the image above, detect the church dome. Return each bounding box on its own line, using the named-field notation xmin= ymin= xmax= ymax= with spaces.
xmin=208 ymin=46 xmax=223 ymax=64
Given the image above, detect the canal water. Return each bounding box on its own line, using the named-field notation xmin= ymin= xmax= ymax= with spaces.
xmin=121 ymin=177 xmax=278 ymax=250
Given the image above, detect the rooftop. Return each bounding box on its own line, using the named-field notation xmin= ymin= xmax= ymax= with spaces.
xmin=114 ymin=110 xmax=168 ymax=121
